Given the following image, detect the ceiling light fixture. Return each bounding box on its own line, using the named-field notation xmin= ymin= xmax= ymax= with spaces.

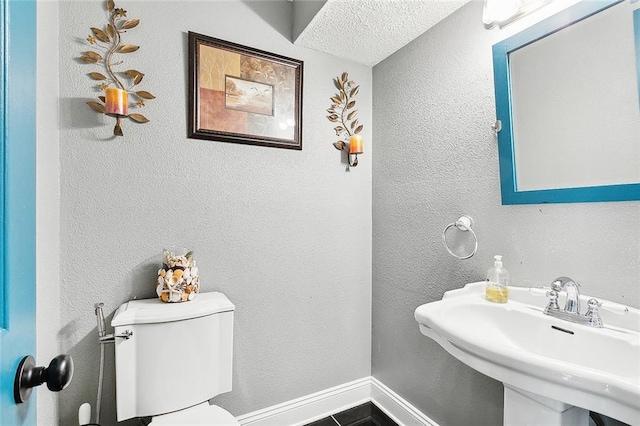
xmin=483 ymin=0 xmax=554 ymax=29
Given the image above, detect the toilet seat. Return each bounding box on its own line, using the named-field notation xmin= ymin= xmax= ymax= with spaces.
xmin=150 ymin=402 xmax=239 ymax=425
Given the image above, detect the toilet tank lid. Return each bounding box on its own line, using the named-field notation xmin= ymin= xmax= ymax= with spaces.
xmin=111 ymin=292 xmax=235 ymax=326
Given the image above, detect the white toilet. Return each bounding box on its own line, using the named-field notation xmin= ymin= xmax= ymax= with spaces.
xmin=111 ymin=292 xmax=239 ymax=425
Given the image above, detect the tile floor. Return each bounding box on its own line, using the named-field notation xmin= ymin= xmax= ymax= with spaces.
xmin=305 ymin=402 xmax=398 ymax=426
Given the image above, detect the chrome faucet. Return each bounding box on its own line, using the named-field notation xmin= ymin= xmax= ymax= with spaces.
xmin=552 ymin=276 xmax=580 ymax=314
xmin=543 ymin=276 xmax=602 ymax=328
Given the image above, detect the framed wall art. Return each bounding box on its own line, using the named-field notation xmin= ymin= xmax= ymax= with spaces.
xmin=188 ymin=32 xmax=303 ymax=150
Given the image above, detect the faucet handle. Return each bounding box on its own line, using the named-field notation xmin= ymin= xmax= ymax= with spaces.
xmin=543 ymin=289 xmax=560 ymax=314
xmin=585 ymin=299 xmax=603 ymax=328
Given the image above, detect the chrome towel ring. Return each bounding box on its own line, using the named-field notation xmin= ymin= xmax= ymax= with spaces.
xmin=442 ymin=215 xmax=478 ymax=260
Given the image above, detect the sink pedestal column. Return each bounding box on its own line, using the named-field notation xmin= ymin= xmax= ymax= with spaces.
xmin=504 ymin=386 xmax=589 ymax=426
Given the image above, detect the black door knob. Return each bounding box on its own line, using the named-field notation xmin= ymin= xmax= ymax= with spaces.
xmin=14 ymin=354 xmax=74 ymax=403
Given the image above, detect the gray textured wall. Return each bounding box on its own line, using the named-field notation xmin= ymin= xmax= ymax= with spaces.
xmin=55 ymin=1 xmax=372 ymax=425
xmin=292 ymin=0 xmax=327 ymax=42
xmin=372 ymin=2 xmax=640 ymax=426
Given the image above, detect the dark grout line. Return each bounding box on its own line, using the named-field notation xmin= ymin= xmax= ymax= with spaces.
xmin=304 ymin=401 xmax=398 ymax=426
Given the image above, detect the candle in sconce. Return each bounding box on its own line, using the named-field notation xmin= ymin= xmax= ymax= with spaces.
xmin=105 ymin=87 xmax=129 ymax=116
xmin=349 ymin=134 xmax=363 ymax=154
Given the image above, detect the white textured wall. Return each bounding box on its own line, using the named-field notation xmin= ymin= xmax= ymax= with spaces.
xmin=55 ymin=1 xmax=372 ymax=425
xmin=36 ymin=1 xmax=60 ymax=424
xmin=372 ymin=2 xmax=640 ymax=425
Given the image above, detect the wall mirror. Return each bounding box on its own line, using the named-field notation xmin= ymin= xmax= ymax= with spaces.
xmin=493 ymin=0 xmax=640 ymax=204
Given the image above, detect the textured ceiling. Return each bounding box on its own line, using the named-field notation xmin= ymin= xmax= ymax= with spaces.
xmin=294 ymin=0 xmax=471 ymax=67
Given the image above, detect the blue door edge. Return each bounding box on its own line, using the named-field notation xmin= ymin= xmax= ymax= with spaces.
xmin=0 ymin=0 xmax=37 ymax=423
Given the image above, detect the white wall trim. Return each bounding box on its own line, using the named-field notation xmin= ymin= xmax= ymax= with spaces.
xmin=370 ymin=377 xmax=439 ymax=426
xmin=236 ymin=377 xmax=439 ymax=426
xmin=236 ymin=377 xmax=371 ymax=426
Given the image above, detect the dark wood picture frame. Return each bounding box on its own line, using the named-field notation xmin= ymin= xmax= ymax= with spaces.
xmin=188 ymin=32 xmax=303 ymax=150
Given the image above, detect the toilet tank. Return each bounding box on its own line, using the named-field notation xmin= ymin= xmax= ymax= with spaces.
xmin=111 ymin=292 xmax=235 ymax=421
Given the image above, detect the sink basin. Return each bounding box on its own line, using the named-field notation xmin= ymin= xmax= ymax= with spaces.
xmin=414 ymin=282 xmax=640 ymax=425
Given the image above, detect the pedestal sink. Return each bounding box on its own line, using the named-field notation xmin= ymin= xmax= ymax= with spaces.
xmin=414 ymin=282 xmax=639 ymax=425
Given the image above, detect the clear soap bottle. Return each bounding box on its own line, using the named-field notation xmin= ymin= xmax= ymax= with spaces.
xmin=486 ymin=255 xmax=509 ymax=303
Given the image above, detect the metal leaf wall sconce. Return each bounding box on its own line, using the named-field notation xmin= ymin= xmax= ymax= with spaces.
xmin=82 ymin=0 xmax=154 ymax=136
xmin=327 ymin=72 xmax=364 ymax=167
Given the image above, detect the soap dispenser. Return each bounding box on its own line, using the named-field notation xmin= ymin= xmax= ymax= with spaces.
xmin=486 ymin=255 xmax=509 ymax=303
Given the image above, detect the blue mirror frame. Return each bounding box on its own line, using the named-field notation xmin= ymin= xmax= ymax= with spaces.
xmin=492 ymin=0 xmax=640 ymax=204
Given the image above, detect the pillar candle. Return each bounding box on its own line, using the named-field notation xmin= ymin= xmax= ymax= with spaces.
xmin=105 ymin=87 xmax=129 ymax=116
xmin=349 ymin=134 xmax=363 ymax=154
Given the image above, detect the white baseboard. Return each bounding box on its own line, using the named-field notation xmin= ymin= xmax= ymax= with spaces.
xmin=236 ymin=376 xmax=439 ymax=426
xmin=236 ymin=377 xmax=371 ymax=426
xmin=371 ymin=377 xmax=439 ymax=426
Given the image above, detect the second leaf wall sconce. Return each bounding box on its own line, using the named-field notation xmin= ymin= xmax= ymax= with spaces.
xmin=327 ymin=72 xmax=364 ymax=167
xmin=82 ymin=0 xmax=154 ymax=136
